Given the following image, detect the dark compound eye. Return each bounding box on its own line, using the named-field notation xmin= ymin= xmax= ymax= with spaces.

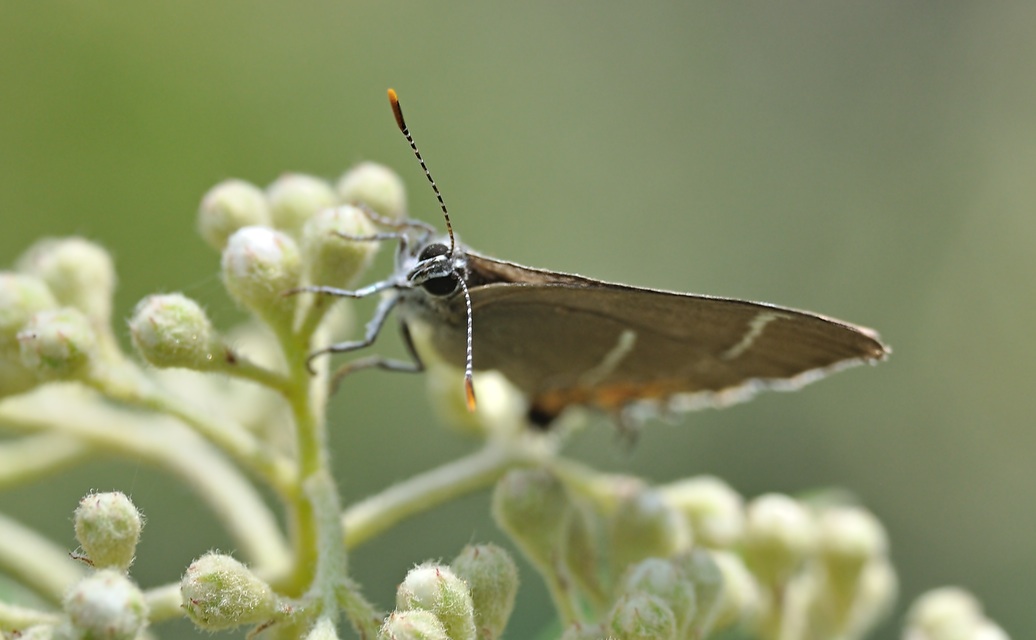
xmin=421 ymin=273 xmax=459 ymax=296
xmin=418 ymin=243 xmax=450 ymax=262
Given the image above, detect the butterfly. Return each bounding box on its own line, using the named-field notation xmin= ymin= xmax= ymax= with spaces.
xmin=298 ymin=89 xmax=888 ymax=428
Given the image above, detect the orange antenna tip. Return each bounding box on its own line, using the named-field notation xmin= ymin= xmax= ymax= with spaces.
xmin=464 ymin=377 xmax=477 ymax=412
xmin=387 ymin=88 xmax=406 ymax=132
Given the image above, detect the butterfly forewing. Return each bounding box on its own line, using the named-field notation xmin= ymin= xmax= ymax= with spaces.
xmin=412 ymin=252 xmax=887 ymax=420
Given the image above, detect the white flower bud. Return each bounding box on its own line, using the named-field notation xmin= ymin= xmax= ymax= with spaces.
xmin=743 ymin=493 xmax=815 ymax=585
xmin=300 ymin=205 xmax=378 ymax=289
xmin=17 ymin=237 xmax=115 ymax=326
xmin=396 ymin=563 xmax=476 ymax=640
xmin=267 ymin=173 xmax=338 ymax=237
xmin=379 ymin=610 xmax=448 ymax=640
xmin=336 ymin=162 xmax=407 ymax=220
xmin=660 ymin=475 xmax=744 ymax=549
xmin=63 ymin=570 xmax=148 ymax=640
xmin=197 ymin=179 xmax=270 ymax=251
xmin=221 ymin=227 xmax=301 ymax=332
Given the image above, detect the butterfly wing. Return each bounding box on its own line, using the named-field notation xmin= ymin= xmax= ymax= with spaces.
xmin=415 ymin=253 xmax=888 ymax=423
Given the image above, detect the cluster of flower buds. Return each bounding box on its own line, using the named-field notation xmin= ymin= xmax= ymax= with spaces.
xmin=490 ymin=465 xmax=903 ymax=640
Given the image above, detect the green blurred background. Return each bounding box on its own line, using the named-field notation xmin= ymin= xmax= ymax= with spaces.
xmin=2 ymin=3 xmax=1033 ymax=638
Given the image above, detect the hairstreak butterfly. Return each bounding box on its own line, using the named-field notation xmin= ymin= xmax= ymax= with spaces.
xmin=298 ymin=89 xmax=888 ymax=428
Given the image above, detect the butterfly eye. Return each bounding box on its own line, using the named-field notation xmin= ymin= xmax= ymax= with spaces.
xmin=421 ymin=273 xmax=460 ymax=296
xmin=418 ymin=242 xmax=450 ymax=262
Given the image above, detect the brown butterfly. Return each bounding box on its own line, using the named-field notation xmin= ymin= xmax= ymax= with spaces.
xmin=299 ymin=89 xmax=888 ymax=428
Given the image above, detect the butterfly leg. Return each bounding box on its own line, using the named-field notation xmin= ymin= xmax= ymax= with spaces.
xmin=306 ymin=292 xmax=402 ymax=373
xmin=329 ymin=322 xmax=425 ymax=392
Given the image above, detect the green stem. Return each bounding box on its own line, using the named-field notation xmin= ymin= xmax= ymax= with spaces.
xmin=0 ymin=391 xmax=291 ymax=573
xmin=86 ymin=363 xmax=297 ymax=497
xmin=0 ymin=433 xmax=92 ymax=490
xmin=341 ymin=442 xmax=521 ymax=549
xmin=0 ymin=511 xmax=85 ymax=604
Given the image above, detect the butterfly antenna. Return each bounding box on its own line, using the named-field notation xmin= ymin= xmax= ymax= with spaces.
xmin=457 ymin=277 xmax=477 ymax=411
xmin=388 ymin=88 xmax=456 ymax=256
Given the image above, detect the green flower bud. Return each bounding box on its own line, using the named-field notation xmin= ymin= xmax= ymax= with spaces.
xmin=673 ymin=548 xmax=725 ymax=637
xmin=710 ymin=551 xmax=762 ymax=631
xmin=0 ymin=272 xmax=58 ymax=396
xmin=18 ymin=308 xmax=98 ymax=382
xmin=129 ymin=294 xmax=224 ymax=370
xmin=396 ymin=563 xmax=476 ymax=640
xmin=379 ymin=610 xmax=448 ymax=640
xmin=846 ymin=559 xmax=897 ymax=638
xmin=17 ymin=237 xmax=116 ymax=327
xmin=221 ymin=227 xmax=301 ymax=332
xmin=267 ymin=173 xmax=338 ymax=238
xmin=336 ymin=162 xmax=407 ymax=220
xmin=301 ymin=205 xmax=378 ymax=290
xmin=563 ymin=502 xmax=602 ymax=601
xmin=180 ymin=552 xmax=276 ymax=630
xmin=743 ymin=494 xmax=815 ymax=586
xmin=425 ymin=362 xmax=524 ymax=439
xmin=607 ymin=592 xmax=677 ymax=640
xmin=609 ymin=489 xmax=691 ymax=577
xmin=450 ymin=544 xmax=518 ymax=640
xmin=816 ymin=507 xmax=887 ymax=600
xmin=491 ymin=469 xmax=571 ymax=574
xmin=74 ymin=492 xmax=143 ymax=572
xmin=619 ymin=558 xmax=696 ymax=636
xmin=197 ymin=179 xmax=271 ymax=251
xmin=905 ymin=587 xmax=989 ymax=640
xmin=660 ymin=475 xmax=744 ymax=549
xmin=63 ymin=569 xmax=148 ymax=640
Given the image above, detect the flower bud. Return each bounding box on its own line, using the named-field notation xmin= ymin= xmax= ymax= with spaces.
xmin=17 ymin=237 xmax=116 ymax=326
xmin=425 ymin=363 xmax=524 ymax=438
xmin=710 ymin=551 xmax=762 ymax=631
xmin=396 ymin=563 xmax=476 ymax=640
xmin=491 ymin=469 xmax=571 ymax=573
xmin=450 ymin=544 xmax=518 ymax=640
xmin=336 ymin=162 xmax=407 ymax=220
xmin=63 ymin=569 xmax=148 ymax=640
xmin=301 ymin=205 xmax=378 ymax=289
xmin=816 ymin=507 xmax=887 ymax=598
xmin=221 ymin=227 xmax=301 ymax=332
xmin=379 ymin=610 xmax=448 ymax=640
xmin=609 ymin=489 xmax=691 ymax=577
xmin=18 ymin=308 xmax=98 ymax=382
xmin=129 ymin=294 xmax=224 ymax=370
xmin=673 ymin=548 xmax=724 ymax=637
xmin=267 ymin=173 xmax=338 ymax=238
xmin=905 ymin=587 xmax=992 ymax=640
xmin=607 ymin=592 xmax=677 ymax=640
xmin=660 ymin=475 xmax=744 ymax=549
xmin=619 ymin=558 xmax=696 ymax=636
xmin=743 ymin=494 xmax=815 ymax=586
xmin=0 ymin=273 xmax=58 ymax=396
xmin=180 ymin=553 xmax=276 ymax=630
xmin=197 ymin=179 xmax=271 ymax=251
xmin=74 ymin=492 xmax=142 ymax=572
